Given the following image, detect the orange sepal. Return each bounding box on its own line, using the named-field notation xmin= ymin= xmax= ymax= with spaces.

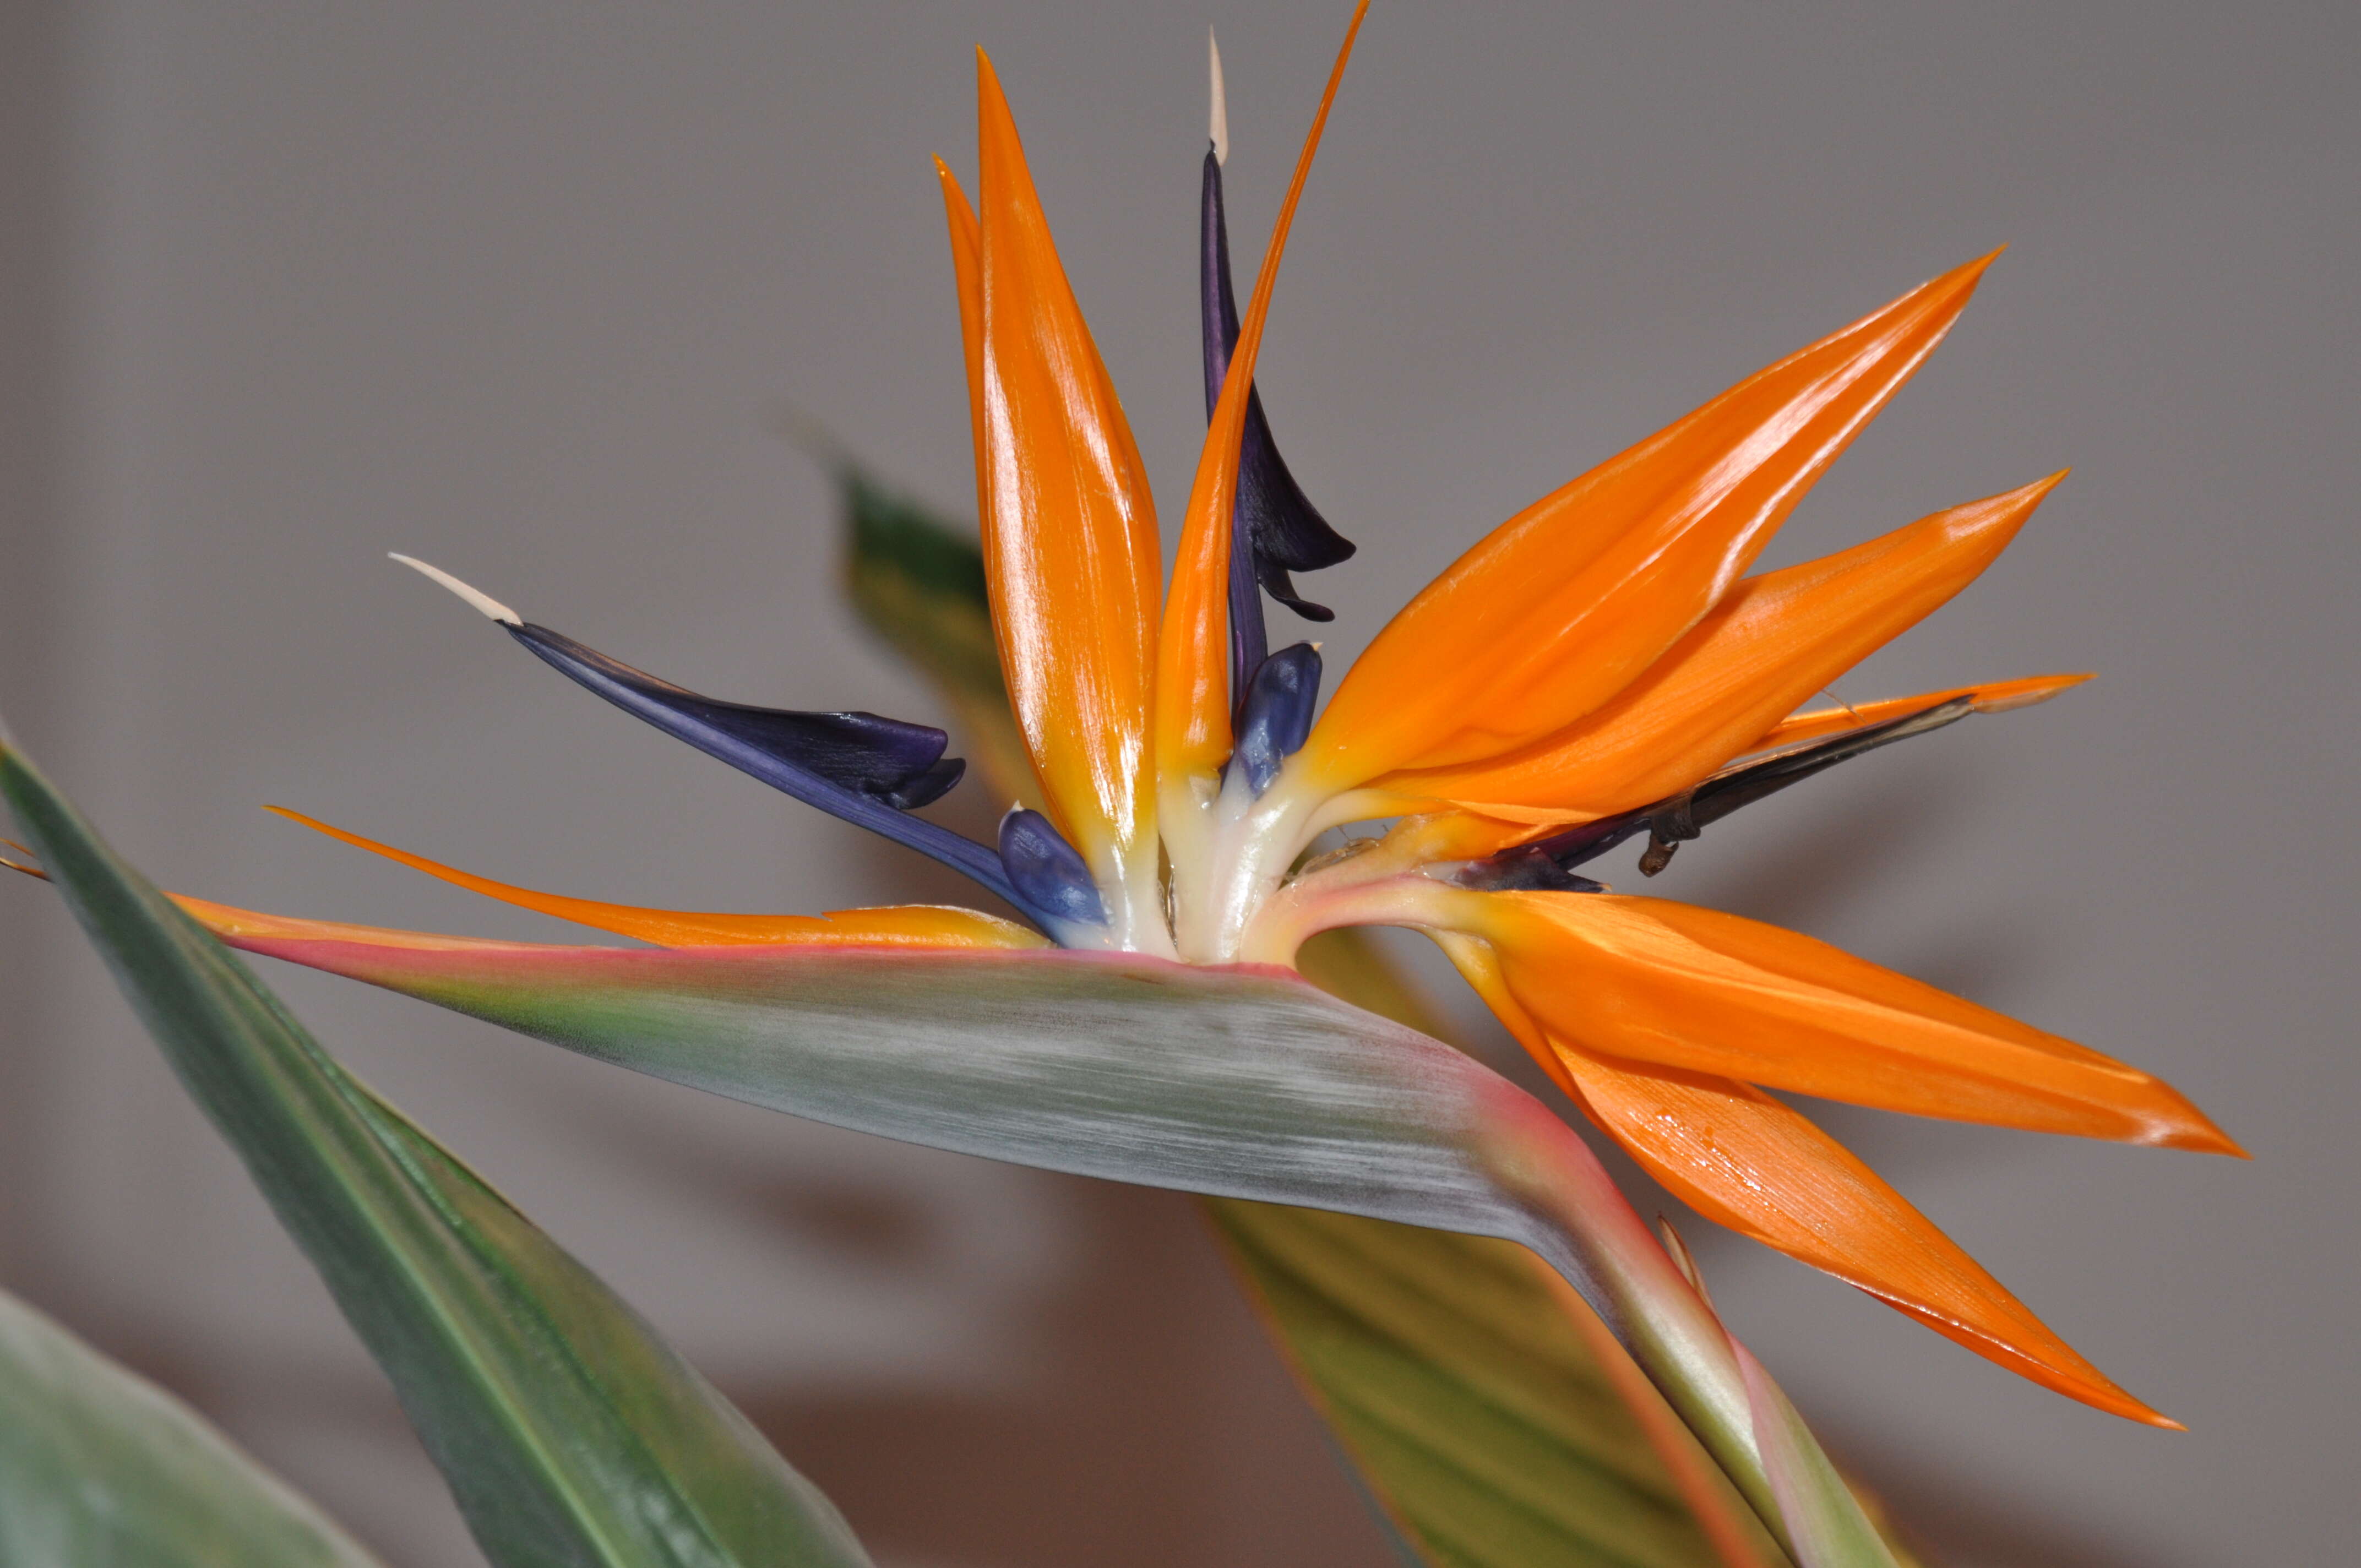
xmin=1435 ymin=927 xmax=2178 ymax=1424
xmin=971 ymin=50 xmax=1162 ymax=885
xmin=1304 ymin=252 xmax=2001 ymax=792
xmin=171 ymin=895 xmax=523 ymax=954
xmin=1379 ymin=475 xmax=2063 ymax=818
xmin=1478 ymin=891 xmax=2242 ymax=1153
xmin=936 ymin=158 xmax=989 ymax=522
xmin=1553 ymin=1046 xmax=2180 ymax=1427
xmin=1758 ymin=672 xmax=2092 ymax=751
xmin=261 ymin=807 xmax=1046 ymax=950
xmin=1156 ymin=3 xmax=1367 ymax=782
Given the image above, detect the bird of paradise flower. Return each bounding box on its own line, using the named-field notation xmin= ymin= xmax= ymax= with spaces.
xmin=26 ymin=0 xmax=2236 ymax=1488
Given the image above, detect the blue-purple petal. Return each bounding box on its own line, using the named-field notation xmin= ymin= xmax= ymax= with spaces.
xmin=1230 ymin=643 xmax=1324 ymax=797
xmin=1201 ymin=148 xmax=1354 ymax=718
xmin=995 ymin=809 xmax=1107 ymax=932
xmin=1466 ymin=697 xmax=1981 ymax=885
xmin=505 ymin=622 xmax=1022 ymax=911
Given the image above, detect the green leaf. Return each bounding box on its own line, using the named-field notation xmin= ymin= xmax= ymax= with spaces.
xmin=0 ymin=743 xmax=875 ymax=1568
xmin=835 ymin=459 xmax=1794 ymax=1568
xmin=0 ymin=1284 xmax=387 ymax=1567
xmin=1211 ymin=1203 xmax=1786 ymax=1568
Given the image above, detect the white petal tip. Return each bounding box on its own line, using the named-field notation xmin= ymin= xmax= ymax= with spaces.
xmin=388 ymin=553 xmax=521 ymax=625
xmin=1208 ymin=29 xmax=1228 ymax=166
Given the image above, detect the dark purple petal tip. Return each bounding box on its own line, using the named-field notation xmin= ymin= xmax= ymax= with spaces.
xmin=1202 ymin=149 xmax=1355 ymax=711
xmin=1451 ymin=846 xmax=1607 ymax=895
xmin=1467 ymin=698 xmax=1982 ymax=886
xmin=504 ymin=620 xmax=1020 ymax=913
xmin=996 ymin=808 xmax=1107 ymax=930
xmin=1230 ymin=643 xmax=1324 ymax=797
xmin=511 ymin=623 xmax=961 ymax=805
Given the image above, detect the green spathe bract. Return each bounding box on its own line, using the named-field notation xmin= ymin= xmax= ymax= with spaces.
xmin=0 ymin=742 xmax=874 ymax=1568
xmin=207 ymin=878 xmax=1894 ymax=1568
xmin=1210 ymin=1202 xmax=1786 ymax=1568
xmin=0 ymin=1285 xmax=387 ymax=1568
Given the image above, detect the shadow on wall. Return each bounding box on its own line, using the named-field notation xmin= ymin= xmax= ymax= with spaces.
xmin=1837 ymin=1430 xmax=2155 ymax=1568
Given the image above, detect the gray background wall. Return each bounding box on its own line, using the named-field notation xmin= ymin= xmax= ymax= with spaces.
xmin=2 ymin=3 xmax=2353 ymax=1564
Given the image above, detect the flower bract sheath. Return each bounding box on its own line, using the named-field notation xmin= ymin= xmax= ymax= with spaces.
xmin=129 ymin=12 xmax=2237 ymax=1434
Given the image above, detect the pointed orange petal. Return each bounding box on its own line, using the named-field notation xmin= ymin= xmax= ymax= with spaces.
xmin=936 ymin=158 xmax=989 ymax=520
xmin=170 ymin=894 xmax=520 ymax=952
xmin=1552 ymin=1046 xmax=2177 ymax=1425
xmin=1305 ymin=253 xmax=2003 ymax=792
xmin=1758 ymin=672 xmax=2092 ymax=750
xmin=972 ymin=51 xmax=1161 ymax=897
xmin=1156 ymin=2 xmax=1368 ymax=783
xmin=1479 ymin=891 xmax=2242 ymax=1152
xmin=263 ymin=807 xmax=1046 ymax=950
xmin=1381 ymin=475 xmax=2063 ymax=817
xmin=1438 ymin=925 xmax=2176 ymax=1422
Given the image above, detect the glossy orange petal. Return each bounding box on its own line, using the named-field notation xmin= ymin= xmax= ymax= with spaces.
xmin=936 ymin=158 xmax=989 ymax=524
xmin=1380 ymin=475 xmax=2062 ymax=818
xmin=1304 ymin=253 xmax=2001 ymax=793
xmin=971 ymin=50 xmax=1161 ymax=894
xmin=1756 ymin=672 xmax=2091 ymax=751
xmin=1552 ymin=1046 xmax=2177 ymax=1426
xmin=1437 ymin=927 xmax=2175 ymax=1422
xmin=1477 ymin=891 xmax=2240 ymax=1152
xmin=263 ymin=807 xmax=1046 ymax=950
xmin=1156 ymin=2 xmax=1367 ymax=783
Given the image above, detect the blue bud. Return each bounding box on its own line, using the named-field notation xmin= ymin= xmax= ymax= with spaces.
xmin=997 ymin=809 xmax=1108 ymax=929
xmin=1231 ymin=643 xmax=1324 ymax=797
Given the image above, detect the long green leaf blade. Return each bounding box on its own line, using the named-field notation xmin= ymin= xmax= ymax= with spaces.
xmin=179 ymin=934 xmax=1594 ymax=1237
xmin=0 ymin=742 xmax=874 ymax=1568
xmin=0 ymin=1285 xmax=387 ymax=1568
